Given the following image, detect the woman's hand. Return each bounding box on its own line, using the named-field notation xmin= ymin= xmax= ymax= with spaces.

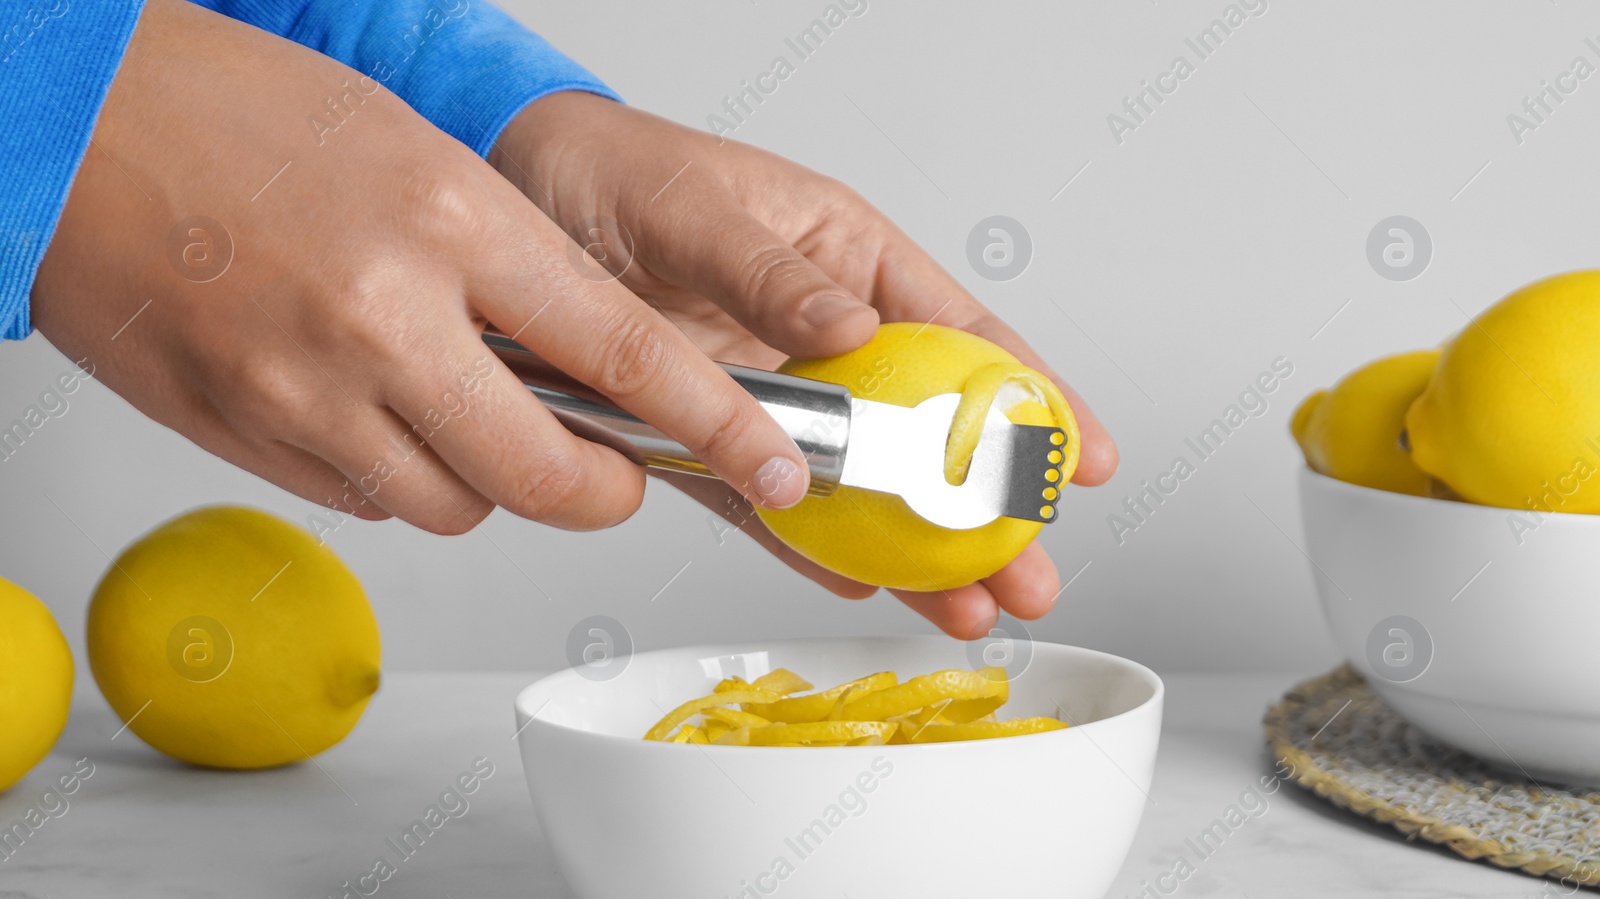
xmin=491 ymin=92 xmax=1119 ymax=638
xmin=33 ymin=0 xmax=821 ymax=536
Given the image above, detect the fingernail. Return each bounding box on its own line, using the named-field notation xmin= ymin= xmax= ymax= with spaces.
xmin=753 ymin=456 xmax=808 ymax=510
xmin=803 ymin=295 xmax=863 ymax=329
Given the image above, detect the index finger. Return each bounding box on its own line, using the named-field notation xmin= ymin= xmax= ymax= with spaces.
xmin=470 ymin=206 xmax=814 ymax=510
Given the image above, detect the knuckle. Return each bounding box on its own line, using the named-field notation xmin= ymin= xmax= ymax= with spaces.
xmin=737 ymin=244 xmax=809 ymax=305
xmin=812 ymin=183 xmax=891 ymax=247
xmin=590 ymin=315 xmax=671 ymax=399
xmin=735 ymin=244 xmax=848 ymax=332
xmin=510 ymin=451 xmax=587 ymax=522
xmin=697 ymin=397 xmax=761 ymax=469
xmin=808 ymin=177 xmax=873 ymax=223
xmin=323 ymin=265 xmax=400 ymax=345
xmin=394 ymin=165 xmax=488 ymax=246
xmin=817 ymin=176 xmax=865 ymax=208
xmin=232 ymin=354 xmax=312 ymax=424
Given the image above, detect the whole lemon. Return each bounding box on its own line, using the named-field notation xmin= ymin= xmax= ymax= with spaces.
xmin=1407 ymin=271 xmax=1600 ymax=513
xmin=756 ymin=323 xmax=1078 ymax=591
xmin=0 ymin=577 xmax=73 ymax=792
xmin=87 ymin=506 xmax=380 ymax=769
xmin=1291 ymin=349 xmax=1439 ymax=496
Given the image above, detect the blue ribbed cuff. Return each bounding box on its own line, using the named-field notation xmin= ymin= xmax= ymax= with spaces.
xmin=194 ymin=0 xmax=621 ymax=158
xmin=0 ymin=1 xmax=147 ymax=341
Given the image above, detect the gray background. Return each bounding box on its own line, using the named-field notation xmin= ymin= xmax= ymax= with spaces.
xmin=4 ymin=0 xmax=1593 ymax=676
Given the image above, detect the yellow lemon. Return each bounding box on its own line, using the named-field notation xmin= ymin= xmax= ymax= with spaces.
xmin=1407 ymin=270 xmax=1600 ymax=513
xmin=756 ymin=323 xmax=1078 ymax=591
xmin=0 ymin=577 xmax=73 ymax=792
xmin=87 ymin=506 xmax=380 ymax=769
xmin=1291 ymin=349 xmax=1439 ymax=496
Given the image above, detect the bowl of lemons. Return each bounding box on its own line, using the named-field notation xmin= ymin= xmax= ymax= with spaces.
xmin=1293 ymin=270 xmax=1600 ymax=784
xmin=513 ymin=636 xmax=1162 ymax=899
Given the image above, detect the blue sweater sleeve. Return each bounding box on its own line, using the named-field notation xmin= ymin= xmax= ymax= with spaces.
xmin=188 ymin=0 xmax=621 ymax=158
xmin=0 ymin=1 xmax=146 ymax=341
xmin=1 ymin=0 xmax=616 ymax=343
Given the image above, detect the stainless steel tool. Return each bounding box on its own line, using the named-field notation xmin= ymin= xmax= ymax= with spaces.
xmin=484 ymin=333 xmax=1067 ymax=529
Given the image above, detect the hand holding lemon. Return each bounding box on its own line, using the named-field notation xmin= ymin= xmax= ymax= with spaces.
xmin=757 ymin=323 xmax=1080 ymax=592
xmin=4 ymin=323 xmax=1084 ymax=784
xmin=657 ymin=315 xmax=1106 ymax=637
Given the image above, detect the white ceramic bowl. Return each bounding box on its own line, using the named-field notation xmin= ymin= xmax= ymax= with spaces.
xmin=514 ymin=635 xmax=1162 ymax=899
xmin=1299 ymin=467 xmax=1600 ymax=784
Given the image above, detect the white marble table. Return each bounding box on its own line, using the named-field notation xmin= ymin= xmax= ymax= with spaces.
xmin=0 ymin=672 xmax=1549 ymax=898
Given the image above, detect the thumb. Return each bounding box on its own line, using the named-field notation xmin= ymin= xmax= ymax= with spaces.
xmin=639 ymin=199 xmax=879 ymax=358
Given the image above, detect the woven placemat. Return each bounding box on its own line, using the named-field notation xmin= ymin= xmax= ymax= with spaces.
xmin=1265 ymin=664 xmax=1600 ymax=888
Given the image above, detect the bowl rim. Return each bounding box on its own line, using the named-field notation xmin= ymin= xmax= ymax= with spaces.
xmin=1298 ymin=466 xmax=1600 ymax=526
xmin=513 ymin=634 xmax=1165 ymax=754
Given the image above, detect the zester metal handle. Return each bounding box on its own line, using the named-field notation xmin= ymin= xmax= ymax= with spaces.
xmin=484 ymin=333 xmax=851 ymax=497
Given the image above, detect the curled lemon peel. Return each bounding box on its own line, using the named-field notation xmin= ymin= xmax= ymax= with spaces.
xmin=743 ymin=671 xmax=898 ymax=724
xmin=643 ymin=689 xmax=785 ymax=742
xmin=643 ymin=665 xmax=1063 ymax=746
xmin=837 ymin=667 xmax=1006 ymax=722
xmin=945 ymin=364 xmax=1080 ymax=487
xmin=904 ymin=718 xmax=1066 ymax=744
xmin=720 ymin=721 xmax=898 ymax=747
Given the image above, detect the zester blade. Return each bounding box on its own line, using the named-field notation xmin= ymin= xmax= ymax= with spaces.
xmin=838 ymin=393 xmax=1068 ymax=530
